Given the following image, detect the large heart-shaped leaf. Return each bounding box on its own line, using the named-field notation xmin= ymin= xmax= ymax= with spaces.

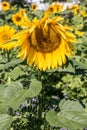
xmin=0 ymin=114 xmax=13 ymax=130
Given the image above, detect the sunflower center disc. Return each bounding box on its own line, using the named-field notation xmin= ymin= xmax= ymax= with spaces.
xmin=29 ymin=24 xmax=61 ymax=53
xmin=16 ymin=16 xmax=21 ymax=21
xmin=2 ymin=35 xmax=9 ymax=41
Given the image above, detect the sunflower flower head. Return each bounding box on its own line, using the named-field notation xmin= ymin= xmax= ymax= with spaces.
xmin=0 ymin=25 xmax=16 ymax=51
xmin=31 ymin=4 xmax=38 ymax=10
xmin=12 ymin=12 xmax=24 ymax=26
xmin=12 ymin=10 xmax=32 ymax=28
xmin=44 ymin=2 xmax=63 ymax=16
xmin=1 ymin=1 xmax=10 ymax=11
xmin=72 ymin=4 xmax=80 ymax=15
xmin=19 ymin=9 xmax=26 ymax=15
xmin=80 ymin=10 xmax=87 ymax=17
xmin=14 ymin=17 xmax=77 ymax=71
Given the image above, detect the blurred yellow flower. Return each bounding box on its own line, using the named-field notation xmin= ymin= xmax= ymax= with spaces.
xmin=0 ymin=25 xmax=16 ymax=51
xmin=31 ymin=4 xmax=38 ymax=10
xmin=72 ymin=4 xmax=80 ymax=15
xmin=75 ymin=30 xmax=84 ymax=37
xmin=1 ymin=1 xmax=10 ymax=11
xmin=14 ymin=17 xmax=76 ymax=71
xmin=80 ymin=11 xmax=87 ymax=17
xmin=11 ymin=7 xmax=15 ymax=11
xmin=19 ymin=9 xmax=26 ymax=15
xmin=44 ymin=2 xmax=63 ymax=16
xmin=12 ymin=10 xmax=31 ymax=28
xmin=72 ymin=4 xmax=78 ymax=8
xmin=12 ymin=12 xmax=24 ymax=26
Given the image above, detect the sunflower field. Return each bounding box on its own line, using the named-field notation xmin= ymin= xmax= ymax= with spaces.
xmin=0 ymin=0 xmax=87 ymax=130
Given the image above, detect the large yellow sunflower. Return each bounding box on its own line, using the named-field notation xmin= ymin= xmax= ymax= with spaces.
xmin=0 ymin=25 xmax=16 ymax=51
xmin=14 ymin=17 xmax=77 ymax=71
xmin=1 ymin=1 xmax=10 ymax=11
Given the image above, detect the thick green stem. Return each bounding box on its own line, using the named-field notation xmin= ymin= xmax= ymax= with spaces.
xmin=6 ymin=51 xmax=10 ymax=62
xmin=37 ymin=91 xmax=44 ymax=130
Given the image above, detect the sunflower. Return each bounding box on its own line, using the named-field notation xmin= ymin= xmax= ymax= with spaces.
xmin=31 ymin=4 xmax=38 ymax=10
xmin=14 ymin=17 xmax=77 ymax=71
xmin=80 ymin=10 xmax=87 ymax=17
xmin=72 ymin=4 xmax=80 ymax=15
xmin=0 ymin=25 xmax=16 ymax=51
xmin=12 ymin=12 xmax=24 ymax=26
xmin=1 ymin=1 xmax=10 ymax=11
xmin=44 ymin=2 xmax=63 ymax=17
xmin=19 ymin=9 xmax=26 ymax=15
xmin=12 ymin=10 xmax=31 ymax=28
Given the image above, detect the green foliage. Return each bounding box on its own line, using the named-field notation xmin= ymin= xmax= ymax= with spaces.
xmin=0 ymin=114 xmax=13 ymax=130
xmin=0 ymin=1 xmax=87 ymax=130
xmin=32 ymin=10 xmax=44 ymax=18
xmin=0 ymin=79 xmax=42 ymax=111
xmin=46 ymin=99 xmax=87 ymax=130
xmin=27 ymin=79 xmax=42 ymax=98
xmin=0 ymin=59 xmax=22 ymax=71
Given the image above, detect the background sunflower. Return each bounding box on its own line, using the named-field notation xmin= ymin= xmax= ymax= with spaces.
xmin=12 ymin=12 xmax=24 ymax=26
xmin=1 ymin=1 xmax=10 ymax=11
xmin=0 ymin=25 xmax=16 ymax=50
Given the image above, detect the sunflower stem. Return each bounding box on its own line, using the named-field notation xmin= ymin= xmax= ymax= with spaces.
xmin=37 ymin=85 xmax=44 ymax=129
xmin=37 ymin=70 xmax=44 ymax=130
xmin=6 ymin=50 xmax=10 ymax=62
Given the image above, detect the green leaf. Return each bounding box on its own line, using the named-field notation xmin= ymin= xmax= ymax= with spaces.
xmin=72 ymin=15 xmax=83 ymax=24
xmin=7 ymin=79 xmax=42 ymax=109
xmin=0 ymin=104 xmax=7 ymax=114
xmin=33 ymin=10 xmax=44 ymax=18
xmin=27 ymin=79 xmax=42 ymax=98
xmin=7 ymin=89 xmax=29 ymax=109
xmin=56 ymin=10 xmax=72 ymax=15
xmin=71 ymin=59 xmax=87 ymax=74
xmin=46 ymin=110 xmax=87 ymax=130
xmin=46 ymin=100 xmax=87 ymax=130
xmin=0 ymin=79 xmax=42 ymax=110
xmin=58 ymin=61 xmax=75 ymax=74
xmin=46 ymin=111 xmax=59 ymax=127
xmin=0 ymin=81 xmax=23 ymax=100
xmin=0 ymin=114 xmax=13 ymax=130
xmin=59 ymin=99 xmax=84 ymax=111
xmin=58 ymin=110 xmax=87 ymax=130
xmin=10 ymin=67 xmax=24 ymax=80
xmin=0 ymin=59 xmax=22 ymax=70
xmin=0 ymin=81 xmax=23 ymax=112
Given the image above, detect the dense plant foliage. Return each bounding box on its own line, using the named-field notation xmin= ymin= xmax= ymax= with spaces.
xmin=0 ymin=0 xmax=87 ymax=130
